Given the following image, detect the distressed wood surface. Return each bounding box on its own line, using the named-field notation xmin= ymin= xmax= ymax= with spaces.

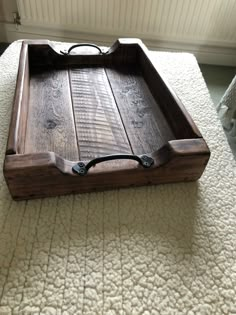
xmin=139 ymin=50 xmax=201 ymax=139
xmin=70 ymin=67 xmax=131 ymax=160
xmin=4 ymin=139 xmax=210 ymax=200
xmin=24 ymin=69 xmax=79 ymax=161
xmin=6 ymin=42 xmax=29 ymax=155
xmin=106 ymin=65 xmax=175 ymax=154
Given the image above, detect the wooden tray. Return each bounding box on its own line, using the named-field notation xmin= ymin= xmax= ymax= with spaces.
xmin=4 ymin=39 xmax=210 ymax=200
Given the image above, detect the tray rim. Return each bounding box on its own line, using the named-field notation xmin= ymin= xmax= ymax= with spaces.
xmin=6 ymin=38 xmax=203 ymax=156
xmin=3 ymin=38 xmax=210 ymax=200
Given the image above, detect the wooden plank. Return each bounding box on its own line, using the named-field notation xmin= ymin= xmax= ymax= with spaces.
xmin=70 ymin=67 xmax=132 ymax=160
xmin=27 ymin=39 xmax=139 ymax=68
xmin=17 ymin=51 xmax=30 ymax=155
xmin=106 ymin=65 xmax=175 ymax=155
xmin=24 ymin=69 xmax=79 ymax=161
xmin=4 ymin=139 xmax=210 ymax=200
xmin=6 ymin=42 xmax=29 ymax=155
xmin=139 ymin=48 xmax=201 ymax=138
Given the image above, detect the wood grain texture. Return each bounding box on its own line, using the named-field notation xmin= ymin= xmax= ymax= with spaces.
xmin=70 ymin=67 xmax=132 ymax=160
xmin=17 ymin=52 xmax=30 ymax=154
xmin=138 ymin=46 xmax=201 ymax=139
xmin=24 ymin=69 xmax=79 ymax=161
xmin=106 ymin=65 xmax=175 ymax=154
xmin=6 ymin=42 xmax=29 ymax=155
xmin=28 ymin=39 xmax=138 ymax=68
xmin=4 ymin=139 xmax=210 ymax=200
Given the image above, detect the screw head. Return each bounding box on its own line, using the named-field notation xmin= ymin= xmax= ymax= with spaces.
xmin=140 ymin=155 xmax=154 ymax=168
xmin=78 ymin=162 xmax=85 ymax=167
xmin=72 ymin=162 xmax=87 ymax=175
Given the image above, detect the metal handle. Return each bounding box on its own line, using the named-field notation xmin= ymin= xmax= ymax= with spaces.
xmin=60 ymin=43 xmax=105 ymax=55
xmin=72 ymin=154 xmax=154 ymax=176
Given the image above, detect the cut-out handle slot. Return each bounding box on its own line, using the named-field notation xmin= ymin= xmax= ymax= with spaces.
xmin=60 ymin=43 xmax=105 ymax=55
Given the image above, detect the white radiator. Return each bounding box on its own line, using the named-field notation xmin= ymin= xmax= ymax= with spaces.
xmin=16 ymin=0 xmax=236 ymax=46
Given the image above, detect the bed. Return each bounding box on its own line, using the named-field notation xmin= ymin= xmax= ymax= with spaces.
xmin=0 ymin=41 xmax=235 ymax=314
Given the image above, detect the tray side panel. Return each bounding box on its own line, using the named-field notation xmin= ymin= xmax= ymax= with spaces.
xmin=106 ymin=66 xmax=175 ymax=155
xmin=18 ymin=50 xmax=30 ymax=154
xmin=6 ymin=42 xmax=29 ymax=155
xmin=24 ymin=69 xmax=79 ymax=161
xmin=27 ymin=39 xmax=139 ymax=68
xmin=4 ymin=139 xmax=210 ymax=200
xmin=138 ymin=48 xmax=201 ymax=139
xmin=70 ymin=67 xmax=132 ymax=160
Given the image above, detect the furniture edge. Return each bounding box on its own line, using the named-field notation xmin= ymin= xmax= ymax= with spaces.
xmin=6 ymin=41 xmax=29 ymax=155
xmin=4 ymin=138 xmax=210 ymax=200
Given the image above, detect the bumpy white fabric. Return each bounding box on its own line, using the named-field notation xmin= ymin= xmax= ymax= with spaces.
xmin=0 ymin=41 xmax=236 ymax=315
xmin=217 ymin=75 xmax=236 ymax=157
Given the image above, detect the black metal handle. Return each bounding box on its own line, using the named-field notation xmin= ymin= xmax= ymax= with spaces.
xmin=60 ymin=43 xmax=105 ymax=55
xmin=72 ymin=154 xmax=154 ymax=176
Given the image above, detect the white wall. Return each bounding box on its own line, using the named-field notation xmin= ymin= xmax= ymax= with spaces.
xmin=0 ymin=0 xmax=17 ymax=22
xmin=1 ymin=0 xmax=236 ymax=65
xmin=0 ymin=0 xmax=17 ymax=40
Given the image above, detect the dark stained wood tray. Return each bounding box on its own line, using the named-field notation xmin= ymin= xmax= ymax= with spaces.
xmin=4 ymin=39 xmax=210 ymax=200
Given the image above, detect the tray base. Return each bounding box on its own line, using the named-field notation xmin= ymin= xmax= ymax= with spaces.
xmin=25 ymin=65 xmax=175 ymax=160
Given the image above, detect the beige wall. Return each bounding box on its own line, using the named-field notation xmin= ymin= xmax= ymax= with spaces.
xmin=0 ymin=0 xmax=17 ymax=22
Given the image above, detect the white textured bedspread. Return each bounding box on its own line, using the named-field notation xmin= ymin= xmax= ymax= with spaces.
xmin=0 ymin=41 xmax=236 ymax=315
